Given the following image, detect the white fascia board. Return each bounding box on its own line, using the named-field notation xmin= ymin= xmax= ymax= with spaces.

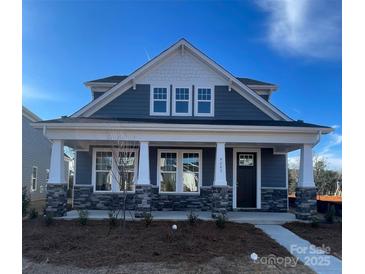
xmin=41 ymin=128 xmax=321 ymax=145
xmin=32 ymin=122 xmax=332 ymax=134
xmin=247 ymin=85 xmax=277 ymax=92
xmin=72 ymin=39 xmax=291 ymax=121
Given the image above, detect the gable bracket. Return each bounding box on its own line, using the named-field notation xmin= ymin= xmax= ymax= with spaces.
xmin=228 ymin=79 xmax=233 ymax=92
xmin=132 ymin=78 xmax=136 ymax=90
xmin=181 ymin=44 xmax=185 ymax=56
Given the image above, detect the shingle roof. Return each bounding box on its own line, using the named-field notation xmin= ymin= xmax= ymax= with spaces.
xmin=37 ymin=117 xmax=330 ymax=129
xmin=87 ymin=75 xmax=275 ymax=87
xmin=236 ymin=77 xmax=275 ymax=86
xmin=86 ymin=75 xmax=128 ymax=83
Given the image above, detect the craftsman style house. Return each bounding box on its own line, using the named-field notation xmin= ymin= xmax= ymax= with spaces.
xmin=33 ymin=39 xmax=331 ymax=219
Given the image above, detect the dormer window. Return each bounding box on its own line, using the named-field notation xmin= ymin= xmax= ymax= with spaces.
xmin=150 ymin=87 xmax=170 ymax=115
xmin=172 ymin=87 xmax=192 ymax=116
xmin=195 ymin=88 xmax=214 ymax=116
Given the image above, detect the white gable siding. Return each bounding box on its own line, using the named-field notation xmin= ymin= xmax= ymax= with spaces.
xmin=136 ymin=50 xmax=228 ymax=87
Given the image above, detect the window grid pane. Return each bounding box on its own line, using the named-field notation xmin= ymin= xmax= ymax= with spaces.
xmin=175 ymin=88 xmax=189 ymax=100
xmin=153 ymin=88 xmax=167 ymax=100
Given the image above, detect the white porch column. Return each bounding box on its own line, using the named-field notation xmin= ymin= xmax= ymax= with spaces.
xmin=48 ymin=140 xmax=65 ymax=184
xmin=137 ymin=141 xmax=150 ymax=185
xmin=298 ymin=144 xmax=315 ymax=188
xmin=213 ymin=142 xmax=227 ymax=186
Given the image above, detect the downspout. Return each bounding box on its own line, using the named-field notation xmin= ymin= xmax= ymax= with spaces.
xmin=42 ymin=125 xmax=47 ymax=137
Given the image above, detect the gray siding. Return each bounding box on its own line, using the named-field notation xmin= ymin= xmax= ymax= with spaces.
xmin=22 ymin=116 xmax=51 ymax=201
xmin=75 ymin=151 xmax=92 ymax=185
xmin=261 ymin=148 xmax=287 ymax=188
xmin=91 ymin=84 xmax=272 ymax=120
xmin=214 ymin=86 xmax=272 ymax=120
xmin=93 ymin=92 xmax=104 ymax=100
xmin=74 ymin=146 xmax=286 ymax=190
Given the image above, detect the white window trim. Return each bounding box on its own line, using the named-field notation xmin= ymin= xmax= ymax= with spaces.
xmin=31 ymin=166 xmax=38 ymax=192
xmin=92 ymin=147 xmax=139 ymax=193
xmin=150 ymin=86 xmax=170 ymax=116
xmin=194 ymin=87 xmax=214 ymax=117
xmin=157 ymin=149 xmax=202 ymax=194
xmin=172 ymin=87 xmax=192 ymax=116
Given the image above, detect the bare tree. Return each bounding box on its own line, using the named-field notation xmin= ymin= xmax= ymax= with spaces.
xmin=109 ymin=134 xmax=138 ymax=230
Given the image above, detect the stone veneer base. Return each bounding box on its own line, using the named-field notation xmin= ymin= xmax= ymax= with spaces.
xmin=46 ymin=183 xmax=68 ymax=217
xmin=134 ymin=184 xmax=152 ymax=218
xmin=73 ymin=185 xmax=289 ymax=213
xmin=295 ymin=187 xmax=317 ymax=220
xmin=261 ymin=188 xmax=288 ymax=212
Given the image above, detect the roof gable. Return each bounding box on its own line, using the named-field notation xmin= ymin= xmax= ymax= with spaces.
xmin=72 ymin=39 xmax=291 ymax=121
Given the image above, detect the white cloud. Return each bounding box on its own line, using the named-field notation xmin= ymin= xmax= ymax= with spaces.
xmin=256 ymin=0 xmax=341 ymax=59
xmin=22 ymin=84 xmax=63 ymax=102
xmin=320 ymin=132 xmax=342 ymax=155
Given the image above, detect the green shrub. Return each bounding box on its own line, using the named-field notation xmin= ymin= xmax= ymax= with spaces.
xmin=22 ymin=187 xmax=30 ymax=217
xmin=44 ymin=212 xmax=54 ymax=226
xmin=311 ymin=216 xmax=320 ymax=228
xmin=187 ymin=210 xmax=199 ymax=226
xmin=143 ymin=212 xmax=153 ymax=227
xmin=215 ymin=213 xmax=228 ymax=229
xmin=108 ymin=210 xmax=118 ymax=227
xmin=29 ymin=208 xmax=38 ymax=219
xmin=325 ymin=205 xmax=336 ymax=223
xmin=78 ymin=209 xmax=89 ymax=225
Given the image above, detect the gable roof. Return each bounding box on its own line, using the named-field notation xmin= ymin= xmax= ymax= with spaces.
xmin=85 ymin=75 xmax=128 ymax=85
xmin=86 ymin=75 xmax=276 ymax=89
xmin=72 ymin=39 xmax=291 ymax=121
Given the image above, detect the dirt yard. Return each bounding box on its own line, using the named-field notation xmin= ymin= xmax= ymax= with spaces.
xmin=23 ymin=219 xmax=314 ymax=273
xmin=283 ymin=222 xmax=342 ymax=259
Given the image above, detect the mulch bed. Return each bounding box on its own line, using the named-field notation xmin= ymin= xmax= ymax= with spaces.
xmin=23 ymin=219 xmax=294 ymax=269
xmin=283 ymin=222 xmax=342 ymax=259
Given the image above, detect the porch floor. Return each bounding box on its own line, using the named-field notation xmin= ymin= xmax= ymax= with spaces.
xmin=59 ymin=210 xmax=297 ymax=225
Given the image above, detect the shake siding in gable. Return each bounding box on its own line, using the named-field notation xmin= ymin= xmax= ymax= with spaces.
xmin=91 ymin=84 xmax=273 ymax=120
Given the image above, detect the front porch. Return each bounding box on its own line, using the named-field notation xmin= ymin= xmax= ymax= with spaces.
xmin=58 ymin=210 xmax=297 ymax=225
xmin=35 ymin=120 xmax=327 ymax=220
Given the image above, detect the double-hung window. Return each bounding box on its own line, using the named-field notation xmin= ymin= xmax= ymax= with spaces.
xmin=117 ymin=150 xmax=137 ymax=191
xmin=173 ymin=87 xmax=191 ymax=115
xmin=158 ymin=150 xmax=201 ymax=193
xmin=195 ymin=88 xmax=214 ymax=116
xmin=31 ymin=166 xmax=37 ymax=191
xmin=93 ymin=148 xmax=138 ymax=192
xmin=95 ymin=151 xmax=113 ymax=191
xmin=151 ymin=87 xmax=170 ymax=115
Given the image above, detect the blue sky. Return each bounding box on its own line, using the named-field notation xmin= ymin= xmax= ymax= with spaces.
xmin=22 ymin=0 xmax=342 ymax=170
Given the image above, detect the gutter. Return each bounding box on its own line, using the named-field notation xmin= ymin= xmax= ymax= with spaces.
xmin=31 ymin=122 xmax=333 ymax=134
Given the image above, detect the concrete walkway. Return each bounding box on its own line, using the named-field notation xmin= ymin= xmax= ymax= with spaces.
xmin=59 ymin=210 xmax=296 ymax=225
xmin=256 ymin=224 xmax=342 ymax=274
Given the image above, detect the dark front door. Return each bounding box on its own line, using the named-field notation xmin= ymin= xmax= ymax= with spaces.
xmin=236 ymin=153 xmax=257 ymax=208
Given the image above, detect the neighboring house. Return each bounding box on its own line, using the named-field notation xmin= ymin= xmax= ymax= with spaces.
xmin=22 ymin=107 xmax=51 ymax=201
xmin=23 ymin=106 xmax=73 ymax=202
xmin=33 ymin=39 xmax=332 ymax=219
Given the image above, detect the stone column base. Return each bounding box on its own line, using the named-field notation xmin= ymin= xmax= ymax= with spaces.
xmin=134 ymin=184 xmax=152 ymax=218
xmin=46 ymin=183 xmax=68 ymax=217
xmin=295 ymin=187 xmax=317 ymax=220
xmin=211 ymin=186 xmax=231 ymax=218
